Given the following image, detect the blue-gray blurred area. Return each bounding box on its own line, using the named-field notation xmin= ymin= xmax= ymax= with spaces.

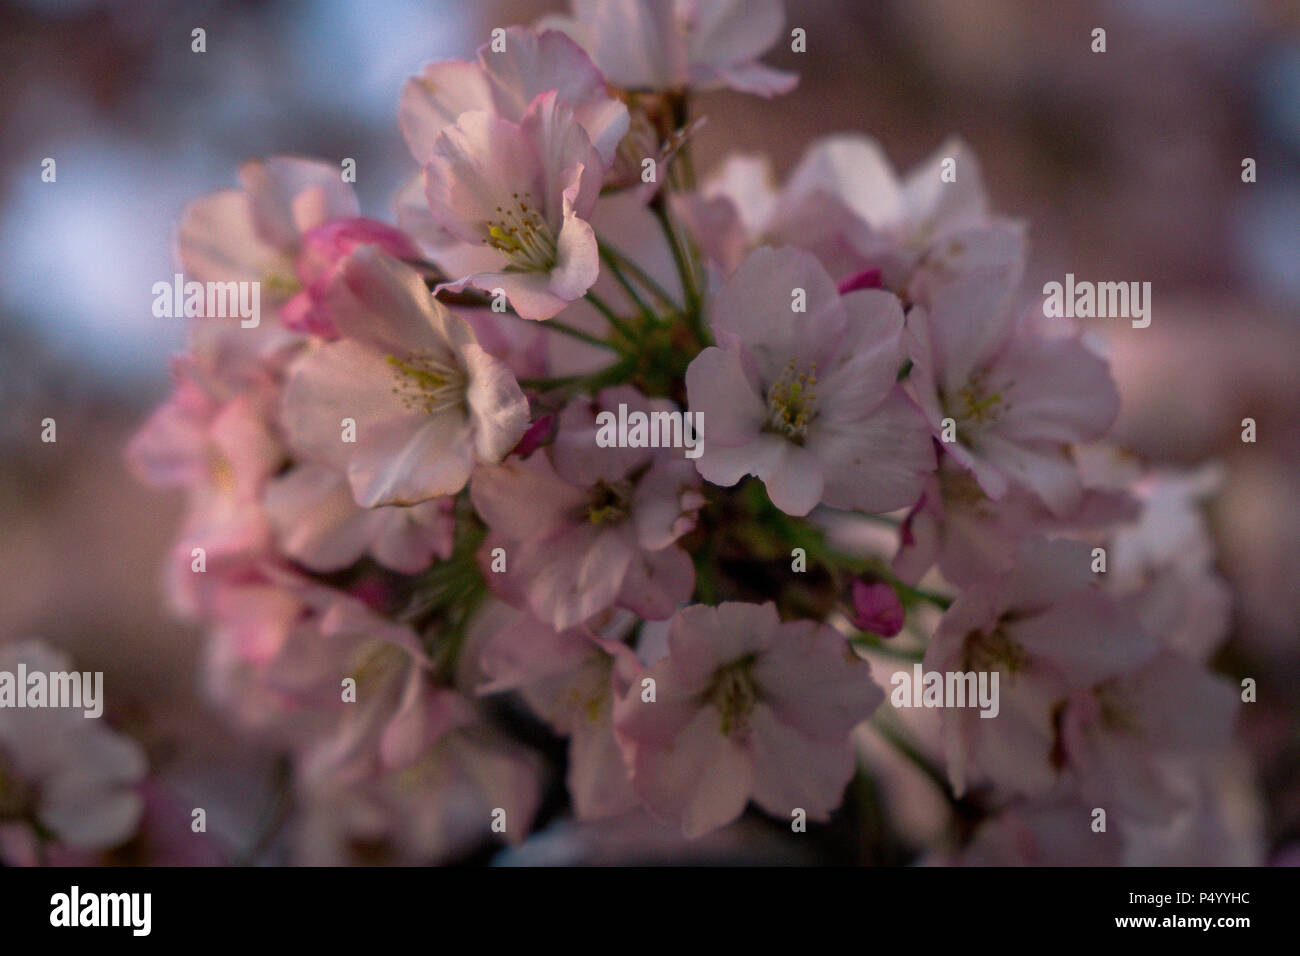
xmin=0 ymin=0 xmax=1297 ymax=862
xmin=0 ymin=0 xmax=481 ymax=388
xmin=3 ymin=0 xmax=1297 ymax=393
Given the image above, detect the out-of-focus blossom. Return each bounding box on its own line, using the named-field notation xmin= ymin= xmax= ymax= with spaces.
xmin=0 ymin=641 xmax=146 ymax=863
xmin=201 ymin=567 xmax=426 ymax=754
xmin=955 ymin=797 xmax=1124 ymax=866
xmin=676 ymin=136 xmax=1022 ymax=292
xmin=544 ymin=0 xmax=797 ymax=96
xmin=293 ymin=718 xmax=544 ymax=865
xmin=478 ymin=607 xmax=641 ymax=819
xmin=613 ymin=601 xmax=882 ymax=837
xmin=472 ymin=385 xmax=702 ymax=630
xmin=924 ymin=537 xmax=1154 ymax=798
xmin=179 ymin=157 xmax=360 ymax=340
xmin=1118 ymin=752 xmax=1263 ymax=866
xmin=955 ymin=761 xmax=1261 ymax=866
xmin=128 ymin=368 xmax=283 ymax=612
xmin=265 ymin=462 xmax=454 ymax=574
xmin=1058 ymin=650 xmax=1238 ymax=822
xmin=1103 ymin=464 xmax=1234 ymax=660
xmin=893 ymin=454 xmax=1137 ymax=586
xmin=400 ymin=26 xmax=629 ymax=170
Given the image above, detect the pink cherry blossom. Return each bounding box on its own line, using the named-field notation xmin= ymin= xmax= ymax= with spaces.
xmin=686 ymin=246 xmax=934 ymax=516
xmin=675 ymin=136 xmax=1023 ymax=292
xmin=400 ymin=26 xmax=629 ymax=170
xmin=904 ymin=269 xmax=1121 ymax=516
xmin=0 ymin=641 xmax=147 ymax=859
xmin=117 ymin=13 xmax=1259 ymax=866
xmin=893 ymin=454 xmax=1137 ymax=587
xmin=1058 ymin=650 xmax=1238 ymax=823
xmin=924 ymin=537 xmax=1155 ymax=798
xmin=279 ymin=218 xmax=422 ymax=337
xmin=545 ymin=0 xmax=797 ymax=97
xmin=477 ymin=608 xmax=641 ymax=819
xmin=423 ymin=91 xmax=606 ymax=320
xmin=471 ymin=385 xmax=702 ymax=630
xmin=613 ymin=601 xmax=882 ymax=837
xmin=281 ymin=245 xmax=530 ymax=506
xmin=850 ymin=580 xmax=905 ymax=637
xmin=264 ymin=462 xmax=454 ymax=574
xmin=399 ymin=191 xmax=680 ymax=385
xmin=179 ymin=156 xmax=359 ymax=315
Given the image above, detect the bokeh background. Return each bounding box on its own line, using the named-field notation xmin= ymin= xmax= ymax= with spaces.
xmin=1 ymin=0 xmax=1297 ymax=862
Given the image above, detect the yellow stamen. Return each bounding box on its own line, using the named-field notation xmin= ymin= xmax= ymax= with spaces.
xmin=386 ymin=350 xmax=466 ymax=415
xmin=767 ymin=359 xmax=818 ymax=441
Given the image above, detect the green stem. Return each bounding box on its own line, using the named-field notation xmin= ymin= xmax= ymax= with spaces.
xmin=598 ymin=239 xmax=682 ymax=312
xmin=598 ymin=246 xmax=661 ymax=327
xmin=518 ymin=373 xmax=584 ymax=391
xmin=850 ymin=633 xmax=926 ymax=662
xmin=237 ymin=754 xmax=293 ymax=865
xmin=651 ymin=197 xmax=701 ymax=320
xmin=828 ymin=546 xmax=953 ymax=611
xmin=744 ymin=480 xmax=953 ymax=615
xmin=501 ymin=309 xmax=622 ymax=354
xmin=584 ymin=290 xmax=639 ymax=344
xmin=854 ymin=511 xmax=903 ymax=528
xmin=871 ymin=717 xmax=955 ymax=803
xmin=519 ymin=356 xmax=636 ymax=397
xmin=885 ymin=575 xmax=953 ymax=611
xmin=668 ymin=91 xmax=697 ymax=191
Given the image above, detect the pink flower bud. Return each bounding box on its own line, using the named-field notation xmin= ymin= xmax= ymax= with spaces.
xmin=836 ymin=268 xmax=883 ymax=295
xmin=850 ymin=579 xmax=904 ymax=637
xmin=511 ymin=413 xmax=553 ymax=459
xmin=282 ymin=218 xmax=422 ymax=336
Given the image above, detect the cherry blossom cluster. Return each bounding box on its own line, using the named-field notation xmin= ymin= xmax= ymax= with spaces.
xmin=101 ymin=0 xmax=1246 ymax=864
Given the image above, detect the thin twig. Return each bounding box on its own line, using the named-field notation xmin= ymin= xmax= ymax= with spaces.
xmin=598 ymin=246 xmax=661 ymax=326
xmin=650 ymin=196 xmax=701 ymax=322
xmin=584 ymin=290 xmax=638 ymax=344
xmin=598 ymin=238 xmax=682 ymax=312
xmin=499 ymin=309 xmax=622 ymax=353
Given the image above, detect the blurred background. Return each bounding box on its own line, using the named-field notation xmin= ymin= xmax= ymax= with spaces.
xmin=1 ymin=0 xmax=1297 ymax=862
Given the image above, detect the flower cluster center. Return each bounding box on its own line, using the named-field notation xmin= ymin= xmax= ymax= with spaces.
xmin=708 ymin=654 xmax=760 ymax=737
xmin=586 ymin=479 xmax=633 ymax=526
xmin=938 ymin=467 xmax=987 ymax=508
xmin=262 ymin=269 xmax=302 ymax=298
xmin=386 ymin=350 xmax=466 ymax=416
xmin=950 ymin=370 xmax=1009 ymax=432
xmin=1096 ymin=685 xmax=1140 ymax=735
xmin=208 ymin=448 xmax=237 ymax=492
xmin=767 ymin=359 xmax=818 ymax=441
xmin=964 ymin=627 xmax=1027 ymax=676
